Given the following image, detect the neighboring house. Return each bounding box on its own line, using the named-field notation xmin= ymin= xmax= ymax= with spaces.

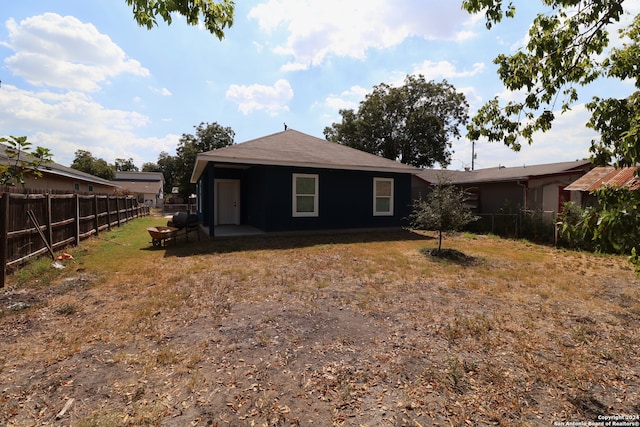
xmin=1 ymin=143 xmax=119 ymax=193
xmin=564 ymin=165 xmax=640 ymax=207
xmin=190 ymin=129 xmax=419 ymax=236
xmin=414 ymin=160 xmax=593 ymax=221
xmin=112 ymin=171 xmax=164 ymax=207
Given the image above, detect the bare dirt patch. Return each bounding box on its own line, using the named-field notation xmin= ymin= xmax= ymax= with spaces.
xmin=1 ymin=229 xmax=640 ymax=426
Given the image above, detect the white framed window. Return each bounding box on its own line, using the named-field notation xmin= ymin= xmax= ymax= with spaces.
xmin=373 ymin=177 xmax=394 ymax=216
xmin=293 ymin=173 xmax=318 ymax=217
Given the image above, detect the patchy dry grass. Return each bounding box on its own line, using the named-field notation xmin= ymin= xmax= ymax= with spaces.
xmin=1 ymin=217 xmax=639 ymax=426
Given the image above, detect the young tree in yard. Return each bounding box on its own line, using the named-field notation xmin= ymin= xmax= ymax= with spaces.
xmin=324 ymin=75 xmax=469 ymax=168
xmin=0 ymin=136 xmax=52 ymax=187
xmin=125 ymin=0 xmax=234 ymax=40
xmin=175 ymin=122 xmax=234 ymax=199
xmin=409 ymin=181 xmax=479 ymax=252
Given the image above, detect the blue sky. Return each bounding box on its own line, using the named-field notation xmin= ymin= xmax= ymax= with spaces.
xmin=0 ymin=1 xmax=637 ymax=170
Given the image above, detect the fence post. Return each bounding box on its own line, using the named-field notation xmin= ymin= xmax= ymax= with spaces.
xmin=106 ymin=196 xmax=112 ymax=230
xmin=0 ymin=193 xmax=8 ymax=288
xmin=46 ymin=194 xmax=53 ymax=247
xmin=93 ymin=195 xmax=99 ymax=236
xmin=116 ymin=196 xmax=121 ymax=226
xmin=75 ymin=193 xmax=81 ymax=246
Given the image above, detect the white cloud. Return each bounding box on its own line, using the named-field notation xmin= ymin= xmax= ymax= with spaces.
xmin=225 ymin=79 xmax=294 ymax=115
xmin=0 ymin=83 xmax=167 ymax=165
xmin=248 ymin=0 xmax=476 ymax=70
xmin=149 ymin=86 xmax=172 ymax=96
xmin=412 ymin=60 xmax=486 ymax=81
xmin=3 ymin=13 xmax=149 ymax=91
xmin=454 ymin=30 xmax=476 ymax=42
xmin=0 ymin=13 xmax=178 ymax=167
xmin=458 ymin=86 xmax=483 ymax=110
xmin=323 ymin=85 xmax=368 ymax=111
xmin=252 ymin=41 xmax=265 ymax=53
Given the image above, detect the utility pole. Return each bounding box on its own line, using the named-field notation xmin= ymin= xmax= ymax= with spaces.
xmin=471 ymin=140 xmax=475 ymax=170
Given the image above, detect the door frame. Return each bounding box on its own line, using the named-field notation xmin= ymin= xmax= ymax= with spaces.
xmin=214 ymin=179 xmax=241 ymax=225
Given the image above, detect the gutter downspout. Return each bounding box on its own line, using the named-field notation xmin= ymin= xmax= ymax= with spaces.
xmin=516 ymin=179 xmax=529 ymax=238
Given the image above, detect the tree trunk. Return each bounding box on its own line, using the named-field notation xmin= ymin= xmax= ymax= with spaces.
xmin=438 ymin=230 xmax=443 ymax=251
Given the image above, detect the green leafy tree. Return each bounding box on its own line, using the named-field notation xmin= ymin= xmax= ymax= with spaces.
xmin=558 ymin=187 xmax=640 ymax=254
xmin=408 ymin=180 xmax=480 ymax=251
xmin=115 ymin=158 xmax=139 ymax=172
xmin=556 ymin=201 xmax=598 ymax=251
xmin=324 ymin=75 xmax=469 ymax=168
xmin=141 ymin=162 xmax=161 ymax=172
xmin=156 ymin=151 xmax=179 ymax=195
xmin=126 ymin=0 xmax=235 ymax=40
xmin=70 ymin=150 xmax=115 ymax=181
xmin=0 ymin=136 xmax=53 ymax=187
xmin=175 ymin=122 xmax=234 ymax=198
xmin=461 ymin=0 xmax=637 ymax=166
xmin=462 ymin=0 xmax=640 ymax=273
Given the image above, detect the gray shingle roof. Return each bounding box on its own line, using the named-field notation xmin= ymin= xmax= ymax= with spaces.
xmin=114 ymin=171 xmax=164 ymax=183
xmin=191 ymin=129 xmax=419 ymax=182
xmin=1 ymin=143 xmax=119 ymax=188
xmin=114 ymin=180 xmax=162 ymax=194
xmin=416 ymin=160 xmax=593 ymax=185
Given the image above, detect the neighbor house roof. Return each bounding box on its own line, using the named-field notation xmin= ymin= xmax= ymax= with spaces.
xmin=191 ymin=129 xmax=419 ymax=183
xmin=113 ymin=171 xmax=164 ymax=195
xmin=0 ymin=143 xmax=119 ymax=189
xmin=114 ymin=171 xmax=164 ymax=183
xmin=416 ymin=160 xmax=593 ymax=185
xmin=564 ymin=166 xmax=640 ymax=191
xmin=113 ymin=180 xmax=162 ymax=195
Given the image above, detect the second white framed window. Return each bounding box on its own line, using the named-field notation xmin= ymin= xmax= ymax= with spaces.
xmin=293 ymin=173 xmax=319 ymax=217
xmin=373 ymin=177 xmax=394 ymax=216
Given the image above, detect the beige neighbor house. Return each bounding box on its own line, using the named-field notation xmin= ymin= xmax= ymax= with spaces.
xmin=0 ymin=143 xmax=119 ymax=193
xmin=112 ymin=171 xmax=164 ymax=207
xmin=414 ymin=160 xmax=594 ymax=223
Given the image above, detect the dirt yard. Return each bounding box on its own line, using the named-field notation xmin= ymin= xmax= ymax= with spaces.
xmin=1 ymin=223 xmax=639 ymax=426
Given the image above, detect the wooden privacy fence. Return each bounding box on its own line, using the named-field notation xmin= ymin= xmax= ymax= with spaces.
xmin=0 ymin=192 xmax=149 ymax=287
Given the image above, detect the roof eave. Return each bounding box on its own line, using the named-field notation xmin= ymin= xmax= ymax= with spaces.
xmin=191 ymin=155 xmax=417 ymax=183
xmin=37 ymin=167 xmax=120 ymax=188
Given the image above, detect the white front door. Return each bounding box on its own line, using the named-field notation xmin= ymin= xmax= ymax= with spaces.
xmin=215 ymin=179 xmax=240 ymax=225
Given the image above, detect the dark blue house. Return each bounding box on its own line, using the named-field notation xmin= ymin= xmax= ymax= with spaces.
xmin=191 ymin=129 xmax=419 ymax=236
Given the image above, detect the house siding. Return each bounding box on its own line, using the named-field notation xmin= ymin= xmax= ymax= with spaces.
xmin=462 ymin=182 xmax=525 ymax=214
xmin=201 ymin=163 xmax=412 ymax=235
xmin=21 ymin=174 xmax=116 ymax=194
